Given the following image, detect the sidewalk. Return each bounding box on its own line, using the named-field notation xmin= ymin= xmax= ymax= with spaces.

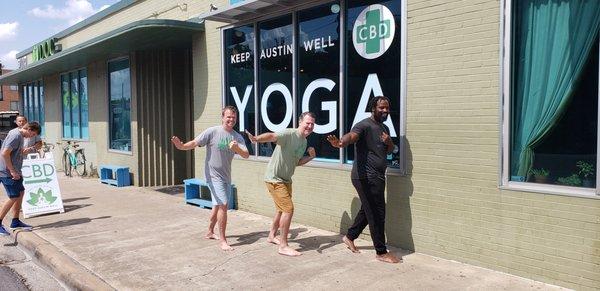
xmin=2 ymin=175 xmax=567 ymax=290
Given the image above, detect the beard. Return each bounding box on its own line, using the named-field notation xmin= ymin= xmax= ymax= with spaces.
xmin=376 ymin=113 xmax=388 ymax=122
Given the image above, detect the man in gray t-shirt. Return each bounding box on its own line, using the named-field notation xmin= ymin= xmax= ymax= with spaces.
xmin=171 ymin=106 xmax=249 ymax=251
xmin=0 ymin=122 xmax=41 ymax=236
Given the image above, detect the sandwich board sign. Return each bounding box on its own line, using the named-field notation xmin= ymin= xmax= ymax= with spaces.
xmin=21 ymin=153 xmax=64 ymax=218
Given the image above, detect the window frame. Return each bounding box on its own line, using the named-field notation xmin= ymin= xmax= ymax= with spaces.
xmin=107 ymin=56 xmax=133 ymax=155
xmin=19 ymin=79 xmax=45 ymax=135
xmin=220 ymin=0 xmax=408 ymax=175
xmin=500 ymin=0 xmax=600 ymax=198
xmin=60 ymin=67 xmax=89 ymax=141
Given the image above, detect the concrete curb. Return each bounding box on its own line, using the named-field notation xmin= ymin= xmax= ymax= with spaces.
xmin=13 ymin=230 xmax=114 ymax=291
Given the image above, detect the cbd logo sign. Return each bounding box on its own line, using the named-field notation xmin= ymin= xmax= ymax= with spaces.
xmin=352 ymin=4 xmax=395 ymax=59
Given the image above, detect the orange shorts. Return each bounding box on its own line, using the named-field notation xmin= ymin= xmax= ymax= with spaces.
xmin=265 ymin=182 xmax=293 ymax=213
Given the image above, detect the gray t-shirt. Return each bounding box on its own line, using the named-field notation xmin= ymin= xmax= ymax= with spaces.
xmin=24 ymin=135 xmax=42 ymax=148
xmin=0 ymin=128 xmax=24 ymax=177
xmin=194 ymin=126 xmax=246 ymax=183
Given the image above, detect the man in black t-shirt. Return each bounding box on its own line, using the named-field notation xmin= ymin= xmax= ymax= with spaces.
xmin=327 ymin=96 xmax=400 ymax=264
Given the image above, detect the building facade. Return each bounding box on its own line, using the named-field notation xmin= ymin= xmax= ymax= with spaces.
xmin=0 ymin=0 xmax=598 ymax=289
xmin=0 ymin=69 xmax=20 ymax=111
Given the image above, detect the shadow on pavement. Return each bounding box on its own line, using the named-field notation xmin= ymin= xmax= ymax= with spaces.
xmin=229 ymin=227 xmax=308 ymax=247
xmin=62 ymin=197 xmax=90 ymax=203
xmin=292 ymin=234 xmax=345 ymax=253
xmin=33 ymin=216 xmax=111 ymax=230
xmin=152 ymin=185 xmax=184 ymax=196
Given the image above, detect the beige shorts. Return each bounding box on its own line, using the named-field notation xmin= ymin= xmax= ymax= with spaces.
xmin=265 ymin=182 xmax=293 ymax=213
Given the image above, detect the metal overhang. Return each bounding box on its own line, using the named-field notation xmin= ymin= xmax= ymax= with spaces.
xmin=0 ymin=19 xmax=204 ymax=85
xmin=200 ymin=0 xmax=298 ymax=24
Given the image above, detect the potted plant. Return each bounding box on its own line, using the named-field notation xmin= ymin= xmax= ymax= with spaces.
xmin=556 ymin=174 xmax=582 ymax=187
xmin=529 ymin=168 xmax=549 ymax=183
xmin=576 ymin=160 xmax=595 ymax=188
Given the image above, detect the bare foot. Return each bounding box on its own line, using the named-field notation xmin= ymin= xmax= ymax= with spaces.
xmin=205 ymin=233 xmax=219 ymax=240
xmin=278 ymin=246 xmax=302 ymax=257
xmin=220 ymin=241 xmax=234 ymax=251
xmin=376 ymin=252 xmax=401 ymax=264
xmin=267 ymin=236 xmax=281 ymax=245
xmin=343 ymin=235 xmax=360 ymax=253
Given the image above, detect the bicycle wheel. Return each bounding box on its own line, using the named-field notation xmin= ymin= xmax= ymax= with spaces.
xmin=74 ymin=151 xmax=87 ymax=176
xmin=62 ymin=152 xmax=71 ymax=177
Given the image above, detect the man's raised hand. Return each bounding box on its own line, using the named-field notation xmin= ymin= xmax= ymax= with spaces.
xmin=326 ymin=135 xmax=342 ymax=148
xmin=245 ymin=130 xmax=257 ymax=144
xmin=229 ymin=140 xmax=239 ymax=150
xmin=380 ymin=132 xmax=392 ymax=146
xmin=307 ymin=147 xmax=316 ymax=158
xmin=170 ymin=136 xmax=183 ymax=149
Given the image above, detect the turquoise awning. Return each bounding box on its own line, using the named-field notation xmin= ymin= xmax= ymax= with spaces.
xmin=0 ymin=19 xmax=204 ymax=85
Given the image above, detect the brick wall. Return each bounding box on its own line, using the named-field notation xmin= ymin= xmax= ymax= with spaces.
xmin=0 ymin=69 xmax=19 ymax=111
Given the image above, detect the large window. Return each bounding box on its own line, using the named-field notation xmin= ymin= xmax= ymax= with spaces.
xmin=258 ymin=14 xmax=293 ymax=157
xmin=61 ymin=69 xmax=88 ymax=139
xmin=108 ymin=58 xmax=131 ymax=152
xmin=224 ymin=24 xmax=256 ymax=155
xmin=224 ymin=0 xmax=405 ymax=169
xmin=21 ymin=80 xmax=45 ymax=132
xmin=504 ymin=0 xmax=600 ymax=193
xmin=298 ymin=3 xmax=340 ymax=161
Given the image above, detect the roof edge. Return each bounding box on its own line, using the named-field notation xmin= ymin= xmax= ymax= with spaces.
xmin=16 ymin=0 xmax=137 ymax=59
xmin=1 ymin=19 xmax=204 ymax=85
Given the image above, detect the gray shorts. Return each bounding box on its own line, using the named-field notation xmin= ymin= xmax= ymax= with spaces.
xmin=207 ymin=181 xmax=231 ymax=206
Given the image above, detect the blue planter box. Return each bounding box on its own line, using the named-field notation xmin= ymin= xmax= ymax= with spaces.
xmin=183 ymin=178 xmax=236 ymax=210
xmin=99 ymin=165 xmax=130 ymax=187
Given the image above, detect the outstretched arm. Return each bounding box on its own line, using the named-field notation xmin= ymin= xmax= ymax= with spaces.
xmin=245 ymin=130 xmax=277 ymax=144
xmin=297 ymin=147 xmax=316 ymax=166
xmin=170 ymin=136 xmax=198 ymax=151
xmin=326 ymin=132 xmax=359 ymax=148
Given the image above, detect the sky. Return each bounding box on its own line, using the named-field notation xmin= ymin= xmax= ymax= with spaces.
xmin=0 ymin=0 xmax=120 ymax=70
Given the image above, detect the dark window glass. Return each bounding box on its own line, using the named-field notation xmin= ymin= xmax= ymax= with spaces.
xmin=70 ymin=71 xmax=80 ymax=138
xmin=297 ymin=2 xmax=340 ymax=161
xmin=80 ymin=70 xmax=88 ymax=139
xmin=61 ymin=70 xmax=88 ymax=139
xmin=345 ymin=0 xmax=402 ymax=168
xmin=109 ymin=59 xmax=131 ymax=151
xmin=27 ymin=84 xmax=33 ymax=121
xmin=258 ymin=14 xmax=293 ymax=157
xmin=32 ymin=83 xmax=38 ymax=122
xmin=19 ymin=81 xmax=45 ymax=135
xmin=225 ymin=25 xmax=256 ymax=155
xmin=61 ymin=74 xmax=71 ymax=138
xmin=38 ymin=81 xmax=45 ymax=133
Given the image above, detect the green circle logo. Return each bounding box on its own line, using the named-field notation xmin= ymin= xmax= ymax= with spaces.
xmin=352 ymin=4 xmax=396 ymax=59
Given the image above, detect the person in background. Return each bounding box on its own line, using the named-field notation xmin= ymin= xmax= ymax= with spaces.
xmin=15 ymin=116 xmax=42 ymax=155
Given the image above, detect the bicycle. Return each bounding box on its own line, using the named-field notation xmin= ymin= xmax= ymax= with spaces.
xmin=41 ymin=142 xmax=55 ymax=154
xmin=56 ymin=141 xmax=87 ymax=177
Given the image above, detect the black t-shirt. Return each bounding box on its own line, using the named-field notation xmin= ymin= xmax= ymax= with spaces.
xmin=351 ymin=117 xmax=389 ymax=180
